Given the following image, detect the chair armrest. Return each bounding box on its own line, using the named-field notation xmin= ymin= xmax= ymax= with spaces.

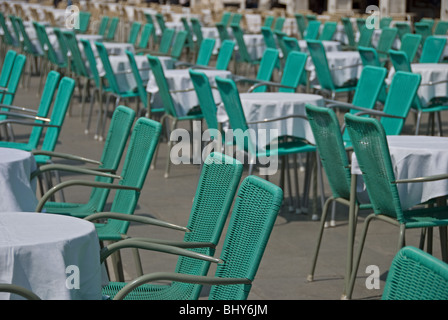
xmin=35 ymin=180 xmax=139 ymax=212
xmin=0 ymin=119 xmax=59 ymax=127
xmin=247 ymin=114 xmax=309 ymax=124
xmin=0 ymin=104 xmax=38 ymax=114
xmin=31 ymin=163 xmax=121 ymax=180
xmin=84 ymin=212 xmax=190 ymax=233
xmin=330 ymin=62 xmax=363 ymax=71
xmin=247 ymin=81 xmax=295 ymax=93
xmin=31 ymin=150 xmax=103 ymax=165
xmin=114 ymin=272 xmax=251 ymax=300
xmin=394 ymin=173 xmax=448 ymax=184
xmin=420 ymin=80 xmax=448 ymax=87
xmin=128 ymin=238 xmax=215 ymax=249
xmin=0 ymin=111 xmax=50 ymax=122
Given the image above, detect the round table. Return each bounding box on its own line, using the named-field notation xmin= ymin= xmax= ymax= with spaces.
xmin=0 ymin=147 xmax=37 ymax=212
xmin=0 ymin=212 xmax=106 ymax=300
xmin=146 ymin=68 xmax=232 ymax=117
xmin=217 ymin=92 xmax=325 ymax=150
xmin=352 ymin=135 xmax=448 ymax=210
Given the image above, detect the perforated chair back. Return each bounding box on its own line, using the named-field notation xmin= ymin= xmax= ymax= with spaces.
xmin=63 ymin=30 xmax=89 ymax=78
xmin=191 ymin=18 xmax=203 ymax=47
xmin=0 ymin=53 xmax=25 ymax=106
xmin=195 ymin=38 xmax=215 ymax=66
xmin=231 ymin=24 xmax=252 ymax=63
xmin=357 ymin=25 xmax=374 ymax=47
xmin=208 ymin=175 xmax=283 ymax=300
xmin=80 ymin=39 xmax=103 ymax=89
xmin=0 ymin=50 xmax=16 ymax=93
xmin=215 ymin=40 xmax=235 ymax=70
xmin=264 ymin=15 xmax=274 ymax=29
xmin=77 ymin=11 xmax=91 ymax=33
xmin=216 ymin=22 xmax=230 ymax=43
xmin=389 ymin=49 xmax=412 ymax=73
xmin=419 ymin=36 xmax=447 ymax=63
xmin=137 ymin=23 xmax=154 ymax=50
xmin=304 ymin=20 xmax=321 ymax=40
xmin=261 ymin=26 xmax=278 ymax=50
xmin=376 ymin=27 xmax=398 ymax=60
xmin=127 ymin=22 xmax=142 ymax=46
xmin=253 ymin=48 xmax=279 ymax=92
xmin=273 ymin=16 xmax=285 ymax=32
xmin=395 ymin=22 xmax=411 ymax=40
xmin=399 ymin=33 xmax=422 ymax=62
xmin=279 ymin=51 xmax=307 ymax=93
xmin=382 ymin=246 xmax=448 ymax=300
xmin=341 ymin=17 xmax=356 ymax=47
xmin=294 ymin=14 xmax=306 ymax=38
xmin=306 ymin=40 xmax=335 ymax=91
xmin=0 ymin=12 xmax=17 ymax=46
xmin=105 ymin=17 xmax=120 ymax=41
xmin=158 ymin=28 xmax=175 ymax=55
xmin=95 ymin=41 xmax=121 ymax=94
xmin=155 ymin=13 xmax=166 ymax=33
xmin=319 ymin=21 xmax=337 ymax=41
xmin=414 ymin=22 xmax=433 ymax=44
xmin=126 ymin=50 xmax=148 ymax=109
xmin=170 ymin=30 xmax=187 ymax=60
xmin=358 ymin=46 xmax=381 ymax=67
xmin=97 ymin=16 xmax=109 ymax=36
xmin=434 ymin=21 xmax=448 ymax=35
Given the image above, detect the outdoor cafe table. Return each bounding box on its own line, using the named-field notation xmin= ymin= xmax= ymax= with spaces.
xmin=216 ymin=92 xmax=325 ymax=150
xmin=0 ymin=147 xmax=37 ymax=212
xmin=351 ymin=135 xmax=448 ymax=211
xmin=146 ymin=68 xmax=232 ymax=117
xmin=0 ymin=212 xmax=106 ymax=300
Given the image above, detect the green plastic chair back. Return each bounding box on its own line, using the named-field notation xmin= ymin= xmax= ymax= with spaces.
xmin=382 ymin=246 xmax=448 ymax=300
xmin=304 ymin=21 xmax=321 ymax=40
xmin=215 ymin=22 xmax=230 ymax=43
xmin=33 ymin=22 xmax=64 ymax=67
xmin=191 ymin=18 xmax=203 ymax=47
xmin=283 ymin=36 xmax=301 ymax=54
xmin=341 ymin=17 xmax=356 ymax=47
xmin=144 ymin=13 xmax=154 ymax=25
xmin=306 ymin=40 xmax=336 ymax=91
xmin=261 ymin=26 xmax=278 ymax=50
xmin=0 ymin=70 xmax=60 ymax=149
xmin=294 ymin=14 xmax=306 ymax=38
xmin=95 ymin=117 xmax=162 ymax=239
xmin=158 ymin=28 xmax=175 ymax=55
xmin=376 ymin=27 xmax=398 ymax=61
xmin=0 ymin=53 xmax=26 ymax=106
xmin=0 ymin=50 xmax=16 ymax=91
xmin=189 ymin=68 xmax=220 ymax=134
xmin=37 ymin=77 xmax=76 ymax=163
xmin=380 ymin=16 xmax=392 ymax=29
xmin=220 ymin=12 xmax=232 ymax=26
xmin=105 ymin=17 xmax=119 ymax=41
xmin=279 ymin=51 xmax=308 ymax=93
xmin=0 ymin=12 xmax=17 ymax=47
xmin=319 ymin=21 xmax=337 ymax=41
xmin=274 ymin=30 xmax=289 ymax=58
xmin=147 ymin=54 xmax=178 ymax=118
xmin=264 ymin=15 xmax=275 ymax=29
xmin=103 ymin=152 xmax=244 ymax=300
xmin=414 ymin=22 xmax=433 ymax=44
xmin=8 ymin=15 xmax=21 ymax=49
xmin=388 ymin=49 xmax=412 ymax=73
xmin=215 ymin=40 xmax=235 ymax=70
xmin=356 ymin=18 xmax=366 ymax=33
xmin=434 ymin=20 xmax=448 ymax=35
xmin=273 ymin=16 xmax=285 ymax=32
xmin=399 ymin=33 xmax=422 ymax=62
xmin=137 ymin=23 xmax=154 ymax=50
xmin=63 ymin=30 xmax=89 ymax=78
xmin=15 ymin=16 xmax=41 ymax=56
xmin=357 ymin=25 xmax=374 ymax=47
xmin=230 ymin=13 xmax=242 ymax=27
xmin=77 ymin=11 xmax=91 ymax=34
xmin=126 ymin=50 xmax=148 ymax=110
xmin=181 ymin=17 xmax=194 ymax=50
xmin=95 ymin=41 xmax=122 ymax=94
xmin=53 ymin=27 xmax=70 ymax=66
xmin=253 ymin=48 xmax=279 ymax=92
xmin=195 ymin=38 xmax=216 ymax=66
xmin=420 ymin=18 xmax=435 ymax=30
xmin=98 ymin=16 xmax=110 ymax=36
xmin=208 ymin=175 xmax=283 ymax=300
xmin=170 ymin=30 xmax=187 ymax=60
xmin=80 ymin=39 xmax=104 ymax=89
xmin=127 ymin=22 xmax=142 ymax=46
xmin=231 ymin=24 xmax=254 ymax=64
xmin=419 ymin=35 xmax=447 ymax=63
xmin=44 ymin=105 xmax=136 ymax=216
xmin=358 ymin=46 xmax=381 ymax=67
xmin=380 ymin=71 xmax=421 ymax=135
xmin=394 ymin=21 xmax=411 ymax=40
xmin=306 ymin=14 xmax=317 ymax=22
xmin=155 ymin=13 xmax=166 ymax=33
xmin=305 ymin=104 xmax=351 ymax=200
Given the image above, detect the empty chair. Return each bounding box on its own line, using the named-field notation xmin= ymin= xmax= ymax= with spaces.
xmin=394 ymin=21 xmax=412 ymax=40
xmin=414 ymin=21 xmax=433 ymax=44
xmin=399 ymin=33 xmax=422 ymax=62
xmin=319 ymin=21 xmax=337 ymax=41
xmin=434 ymin=20 xmax=448 ymax=35
xmin=375 ymin=27 xmax=398 ymax=62
xmin=294 ymin=13 xmax=307 ymax=38
xmin=304 ymin=21 xmax=321 ymax=40
xmin=419 ymin=36 xmax=447 ymax=63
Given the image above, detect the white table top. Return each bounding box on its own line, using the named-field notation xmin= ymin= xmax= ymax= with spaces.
xmin=0 ymin=212 xmax=106 ymax=300
xmin=351 ymin=135 xmax=448 ymax=210
xmin=218 ymin=92 xmax=325 ymax=149
xmin=147 ymin=68 xmax=232 ymax=117
xmin=0 ymin=147 xmax=37 ymax=212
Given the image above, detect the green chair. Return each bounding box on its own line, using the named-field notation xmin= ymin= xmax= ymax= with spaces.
xmin=380 ymin=16 xmax=393 ymax=29
xmin=394 ymin=21 xmax=412 ymax=40
xmin=414 ymin=21 xmax=433 ymax=44
xmin=215 ymin=40 xmax=235 ymax=71
xmin=382 ymin=246 xmax=448 ymax=300
xmin=0 ymin=50 xmax=17 ymax=98
xmin=190 ymin=18 xmax=203 ymax=50
xmin=283 ymin=36 xmax=301 ymax=54
xmin=319 ymin=21 xmax=337 ymax=41
xmin=94 ymin=42 xmax=140 ymax=141
xmin=294 ymin=13 xmax=307 ymax=38
xmin=220 ymin=11 xmax=232 ymax=26
xmin=125 ymin=50 xmax=163 ymax=118
xmin=434 ymin=20 xmax=448 ymax=35
xmin=356 ymin=18 xmax=366 ymax=33
xmin=41 ymin=116 xmax=162 ymax=282
xmin=357 ymin=25 xmax=374 ymax=48
xmin=304 ymin=21 xmax=321 ymax=40
xmin=145 ymin=28 xmax=175 ymax=56
xmin=135 ymin=23 xmax=155 ymax=53
xmin=341 ymin=17 xmax=356 ymax=49
xmin=399 ymin=33 xmax=422 ymax=62
xmin=263 ymin=15 xmax=275 ymax=29
xmin=175 ymin=38 xmax=215 ymax=69
xmin=229 ymin=13 xmax=243 ymax=27
xmin=0 ymin=52 xmax=25 ymax=109
xmin=273 ymin=16 xmax=285 ymax=33
xmin=0 ymin=71 xmax=60 ymax=148
xmin=155 ymin=13 xmax=166 ymax=34
xmin=419 ymin=35 xmax=447 ymax=63
xmin=91 ymin=152 xmax=243 ymax=300
xmin=420 ymin=18 xmax=435 ymax=30
xmin=76 ymin=11 xmax=91 ymax=34
xmin=168 ymin=30 xmax=188 ymax=61
xmin=344 ymin=112 xmax=448 ymax=300
xmin=146 ymin=54 xmax=204 ymax=178
xmin=304 ymin=103 xmax=373 ymax=295
xmin=105 ymin=17 xmax=120 ymax=41
xmin=261 ymin=26 xmax=278 ymax=51
xmin=307 ymin=40 xmax=358 ymax=99
xmin=181 ymin=17 xmax=195 ymax=57
xmin=0 ymin=12 xmax=19 ymax=56
xmin=375 ymin=27 xmax=398 ymax=63
xmin=106 ymin=174 xmax=283 ymax=300
xmin=127 ymin=22 xmax=142 ymax=46
xmin=358 ymin=46 xmax=382 ymax=67
xmin=97 ymin=16 xmax=110 ymax=36
xmin=215 ymin=22 xmax=230 ymax=44
xmin=230 ymin=24 xmax=262 ymax=73
xmin=34 ymin=105 xmax=136 ymax=216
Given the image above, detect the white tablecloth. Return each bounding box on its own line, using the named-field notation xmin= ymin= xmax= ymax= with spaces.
xmin=307 ymin=51 xmax=363 ymax=87
xmin=300 ymin=40 xmax=341 ymax=53
xmin=0 ymin=212 xmax=106 ymax=300
xmin=351 ymin=135 xmax=448 ymax=210
xmin=217 ymin=92 xmax=325 ymax=149
xmin=388 ymin=63 xmax=448 ymax=106
xmin=0 ymin=148 xmax=37 ymax=212
xmin=146 ymin=69 xmax=231 ymax=117
xmin=243 ymin=34 xmax=265 ymax=60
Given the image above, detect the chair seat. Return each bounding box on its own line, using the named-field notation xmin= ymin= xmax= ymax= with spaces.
xmin=43 ymin=201 xmax=100 ymax=218
xmin=258 ymin=139 xmax=316 ymax=157
xmin=0 ymin=141 xmax=33 ymax=151
xmin=402 ymin=205 xmax=448 ymax=229
xmin=102 ymin=281 xmax=182 ymax=300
